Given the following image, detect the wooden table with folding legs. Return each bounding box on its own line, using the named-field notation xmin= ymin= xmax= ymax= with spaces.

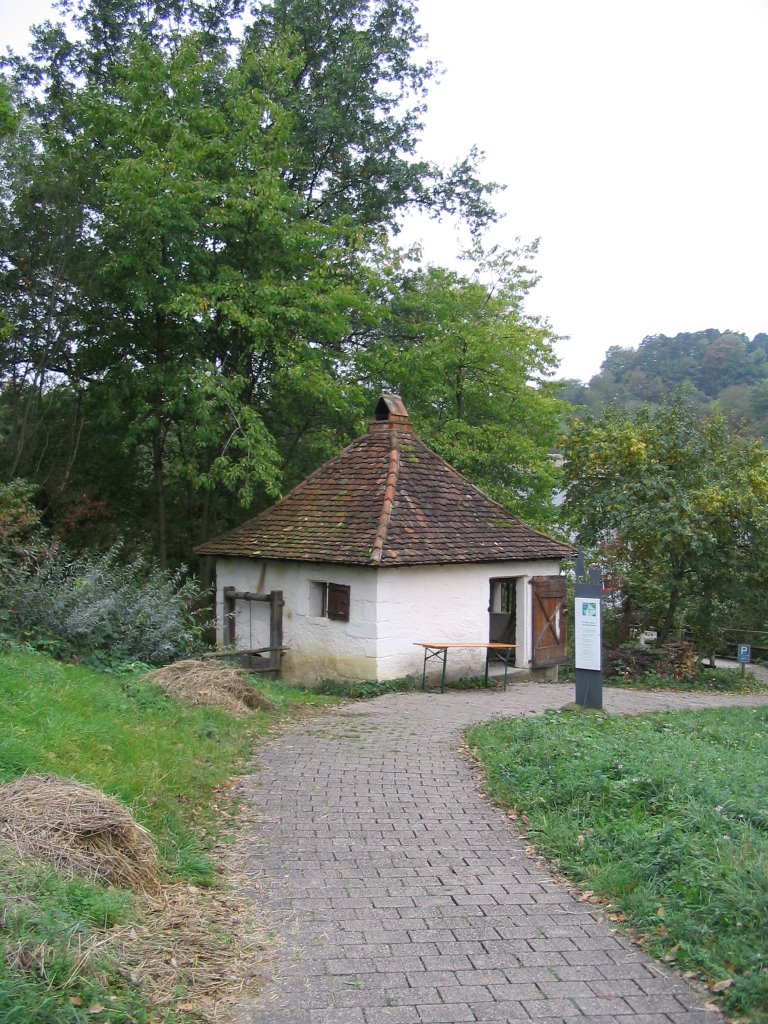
xmin=414 ymin=642 xmax=518 ymax=693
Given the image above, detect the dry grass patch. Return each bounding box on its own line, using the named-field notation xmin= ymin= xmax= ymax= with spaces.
xmin=145 ymin=659 xmax=275 ymax=716
xmin=0 ymin=774 xmax=160 ymax=894
xmin=0 ymin=787 xmax=275 ymax=1024
xmin=1 ymin=846 xmax=274 ymax=1024
xmin=112 ymin=879 xmax=273 ymax=1018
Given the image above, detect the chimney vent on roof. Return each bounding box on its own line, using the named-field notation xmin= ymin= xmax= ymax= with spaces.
xmin=370 ymin=393 xmax=412 ymax=432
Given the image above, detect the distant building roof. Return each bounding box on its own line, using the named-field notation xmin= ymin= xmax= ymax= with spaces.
xmin=195 ymin=394 xmax=574 ymax=566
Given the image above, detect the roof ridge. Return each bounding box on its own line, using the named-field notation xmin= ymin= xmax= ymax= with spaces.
xmin=369 ymin=429 xmax=401 ymax=564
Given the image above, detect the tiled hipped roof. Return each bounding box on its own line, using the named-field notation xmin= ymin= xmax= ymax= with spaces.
xmin=195 ymin=395 xmax=574 ymax=567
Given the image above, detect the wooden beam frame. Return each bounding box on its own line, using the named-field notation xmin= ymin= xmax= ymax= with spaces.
xmin=223 ymin=586 xmax=285 ymax=676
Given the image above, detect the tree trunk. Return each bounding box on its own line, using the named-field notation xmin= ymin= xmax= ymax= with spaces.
xmin=198 ymin=489 xmax=213 ymax=590
xmin=657 ymin=580 xmax=681 ymax=646
xmin=153 ymin=398 xmax=167 ymax=569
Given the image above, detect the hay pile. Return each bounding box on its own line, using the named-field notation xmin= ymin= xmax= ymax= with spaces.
xmin=145 ymin=659 xmax=275 ymax=715
xmin=0 ymin=774 xmax=160 ymax=894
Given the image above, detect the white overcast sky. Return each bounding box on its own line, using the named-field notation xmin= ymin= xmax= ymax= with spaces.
xmin=2 ymin=0 xmax=767 ymax=381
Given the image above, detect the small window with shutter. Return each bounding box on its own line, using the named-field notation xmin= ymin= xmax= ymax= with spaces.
xmin=326 ymin=583 xmax=351 ymax=621
xmin=309 ymin=581 xmax=350 ymax=621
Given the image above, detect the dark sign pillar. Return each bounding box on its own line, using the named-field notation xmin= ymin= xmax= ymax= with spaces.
xmin=574 ymin=551 xmax=603 ymax=710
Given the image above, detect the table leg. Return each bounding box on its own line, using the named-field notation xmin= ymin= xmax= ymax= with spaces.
xmin=422 ymin=647 xmax=448 ymax=692
xmin=486 ymin=649 xmax=512 ymax=690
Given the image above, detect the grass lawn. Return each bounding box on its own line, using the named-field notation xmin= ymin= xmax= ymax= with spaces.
xmin=466 ymin=705 xmax=768 ymax=1023
xmin=0 ymin=648 xmax=339 ymax=1023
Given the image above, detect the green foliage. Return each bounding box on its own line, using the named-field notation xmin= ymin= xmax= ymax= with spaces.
xmin=0 ymin=647 xmax=339 ymax=1020
xmin=562 ymin=393 xmax=768 ymax=652
xmin=0 ymin=79 xmax=17 ymax=138
xmin=0 ymin=919 xmax=148 ymax=1024
xmin=2 ymin=543 xmax=206 ymax=667
xmin=0 ymin=0 xmax=510 ymax=568
xmin=0 ymin=0 xmax=561 ymax=574
xmin=362 ymin=244 xmax=566 ymax=526
xmin=313 ymin=673 xmax=508 ymax=698
xmin=567 ymin=330 xmax=768 ymax=441
xmin=314 ymin=675 xmax=418 ymax=699
xmin=467 ymin=707 xmax=768 ymax=1020
xmin=0 ymin=852 xmax=138 ymax=1012
xmin=0 ymin=478 xmax=45 ymax=555
xmin=608 ymin=664 xmax=768 ymax=694
xmin=0 ymin=649 xmax=337 ymax=868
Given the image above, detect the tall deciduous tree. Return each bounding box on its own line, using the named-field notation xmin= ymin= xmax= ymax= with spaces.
xmin=362 ymin=243 xmax=565 ymax=526
xmin=562 ymin=394 xmax=768 ymax=654
xmin=0 ymin=0 xmax=561 ymax=569
xmin=2 ymin=0 xmax=499 ymax=560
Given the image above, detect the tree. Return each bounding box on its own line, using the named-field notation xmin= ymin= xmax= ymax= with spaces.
xmin=0 ymin=79 xmax=16 ymax=138
xmin=1 ymin=0 xmax=500 ymax=566
xmin=566 ymin=330 xmax=768 ymax=444
xmin=361 ymin=243 xmax=565 ymax=526
xmin=561 ymin=394 xmax=768 ymax=654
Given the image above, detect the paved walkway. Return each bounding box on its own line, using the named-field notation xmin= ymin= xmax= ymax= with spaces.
xmin=236 ymin=684 xmax=768 ymax=1024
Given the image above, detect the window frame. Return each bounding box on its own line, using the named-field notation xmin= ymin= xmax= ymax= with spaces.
xmin=309 ymin=580 xmax=351 ymax=622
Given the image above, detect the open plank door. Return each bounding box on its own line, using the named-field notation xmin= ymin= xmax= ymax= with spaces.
xmin=531 ymin=575 xmax=568 ymax=668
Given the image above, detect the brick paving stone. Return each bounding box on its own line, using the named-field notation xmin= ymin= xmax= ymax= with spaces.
xmin=588 ymin=979 xmax=647 ymax=998
xmin=616 ymin=1018 xmax=679 ymax=1024
xmin=375 ymin=956 xmax=427 ymax=974
xmin=520 ymin=997 xmax=584 ymax=1016
xmin=667 ymin=1014 xmax=723 ymax=1023
xmin=415 ymin=1003 xmax=477 ymax=1023
xmin=470 ymin=1003 xmax=530 ymax=1022
xmin=380 ymin=986 xmax=443 ymax=1006
xmin=555 ymin=965 xmax=608 ymax=982
xmin=363 ymin=1009 xmax=421 ymax=1024
xmin=397 ymin=969 xmax=452 ymax=989
xmin=454 ymin=969 xmax=509 ymax=987
xmin=626 ymin=996 xmax=692 ymax=1014
xmin=638 ymin=977 xmax=701 ymax=997
xmin=574 ymin=996 xmax=634 ymax=1015
xmin=235 ymin=685 xmax=768 ymax=1023
xmin=537 ymin=980 xmax=602 ymax=999
xmin=308 ymin=1008 xmax=366 ymax=1024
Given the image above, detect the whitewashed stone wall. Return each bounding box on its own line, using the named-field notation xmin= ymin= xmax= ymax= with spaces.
xmin=374 ymin=561 xmax=560 ymax=682
xmin=213 ymin=557 xmax=564 ymax=684
xmin=213 ymin=558 xmax=378 ymax=682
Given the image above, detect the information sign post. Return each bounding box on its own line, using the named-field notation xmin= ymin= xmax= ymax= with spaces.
xmin=574 ymin=551 xmax=603 ymax=709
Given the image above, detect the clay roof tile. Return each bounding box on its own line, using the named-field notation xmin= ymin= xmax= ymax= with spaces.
xmin=195 ymin=396 xmax=574 ymax=565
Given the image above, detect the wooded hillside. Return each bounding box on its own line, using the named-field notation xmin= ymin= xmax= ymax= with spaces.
xmin=561 ymin=330 xmax=768 ymax=440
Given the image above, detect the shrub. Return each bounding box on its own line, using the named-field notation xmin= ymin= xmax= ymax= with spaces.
xmin=0 ymin=479 xmax=45 ymax=554
xmin=4 ymin=542 xmax=206 ymax=668
xmin=604 ymin=641 xmax=696 ymax=681
xmin=314 ymin=676 xmax=418 ymax=699
xmin=609 ymin=665 xmax=767 ymax=694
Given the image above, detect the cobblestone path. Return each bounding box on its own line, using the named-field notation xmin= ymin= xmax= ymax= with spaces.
xmin=236 ymin=684 xmax=768 ymax=1024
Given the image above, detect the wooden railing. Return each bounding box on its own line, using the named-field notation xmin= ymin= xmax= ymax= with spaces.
xmin=720 ymin=628 xmax=768 ymax=661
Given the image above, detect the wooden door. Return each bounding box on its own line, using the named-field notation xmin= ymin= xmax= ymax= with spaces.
xmin=531 ymin=576 xmax=568 ymax=667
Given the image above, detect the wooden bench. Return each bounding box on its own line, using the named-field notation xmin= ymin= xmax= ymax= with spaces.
xmin=414 ymin=642 xmax=518 ymax=693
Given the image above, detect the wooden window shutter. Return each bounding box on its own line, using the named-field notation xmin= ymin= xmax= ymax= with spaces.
xmin=327 ymin=583 xmax=351 ymax=621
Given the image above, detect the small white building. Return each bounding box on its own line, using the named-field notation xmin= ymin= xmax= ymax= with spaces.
xmin=196 ymin=395 xmax=573 ymax=685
